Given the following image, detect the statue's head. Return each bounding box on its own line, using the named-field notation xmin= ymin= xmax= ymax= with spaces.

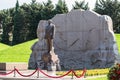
xmin=48 ymin=19 xmax=53 ymax=24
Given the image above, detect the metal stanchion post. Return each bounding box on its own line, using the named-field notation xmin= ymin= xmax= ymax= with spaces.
xmin=71 ymin=67 xmax=74 ymax=79
xmin=84 ymin=69 xmax=86 ymax=78
xmin=84 ymin=67 xmax=86 ymax=78
xmin=37 ymin=68 xmax=39 ymax=78
xmin=71 ymin=71 xmax=74 ymax=79
xmin=14 ymin=66 xmax=16 ymax=77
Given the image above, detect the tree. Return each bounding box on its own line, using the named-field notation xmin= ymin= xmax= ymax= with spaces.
xmin=94 ymin=0 xmax=120 ymax=33
xmin=13 ymin=0 xmax=25 ymax=45
xmin=20 ymin=3 xmax=31 ymax=41
xmin=26 ymin=0 xmax=43 ymax=40
xmin=0 ymin=9 xmax=14 ymax=45
xmin=0 ymin=0 xmax=74 ymax=45
xmin=31 ymin=0 xmax=36 ymax=4
xmin=0 ymin=21 xmax=3 ymax=41
xmin=41 ymin=0 xmax=54 ymax=20
xmin=54 ymin=0 xmax=68 ymax=14
xmin=72 ymin=0 xmax=89 ymax=10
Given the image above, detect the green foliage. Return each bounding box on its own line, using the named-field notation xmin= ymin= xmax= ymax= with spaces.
xmin=13 ymin=0 xmax=32 ymax=45
xmin=0 ymin=43 xmax=10 ymax=51
xmin=1 ymin=0 xmax=67 ymax=45
xmin=0 ymin=22 xmax=3 ymax=41
xmin=54 ymin=0 xmax=68 ymax=14
xmin=27 ymin=1 xmax=43 ymax=40
xmin=0 ymin=9 xmax=14 ymax=45
xmin=72 ymin=0 xmax=90 ymax=10
xmin=94 ymin=0 xmax=120 ymax=33
xmin=31 ymin=0 xmax=36 ymax=4
xmin=108 ymin=63 xmax=120 ymax=80
xmin=115 ymin=34 xmax=120 ymax=53
xmin=41 ymin=0 xmax=54 ymax=20
xmin=15 ymin=0 xmax=19 ymax=12
xmin=0 ymin=39 xmax=37 ymax=62
xmin=13 ymin=6 xmax=26 ymax=45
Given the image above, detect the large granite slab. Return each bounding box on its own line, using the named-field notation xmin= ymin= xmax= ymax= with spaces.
xmin=29 ymin=9 xmax=118 ymax=70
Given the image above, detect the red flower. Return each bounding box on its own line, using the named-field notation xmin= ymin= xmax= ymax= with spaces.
xmin=117 ymin=71 xmax=120 ymax=74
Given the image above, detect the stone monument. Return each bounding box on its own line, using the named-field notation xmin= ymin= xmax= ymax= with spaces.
xmin=28 ymin=20 xmax=61 ymax=71
xmin=28 ymin=9 xmax=118 ymax=70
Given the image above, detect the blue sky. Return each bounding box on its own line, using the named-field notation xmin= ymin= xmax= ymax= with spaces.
xmin=0 ymin=0 xmax=96 ymax=10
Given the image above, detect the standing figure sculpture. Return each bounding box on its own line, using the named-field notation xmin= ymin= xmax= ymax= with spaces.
xmin=44 ymin=20 xmax=55 ymax=53
xmin=41 ymin=20 xmax=56 ymax=70
xmin=28 ymin=20 xmax=61 ymax=71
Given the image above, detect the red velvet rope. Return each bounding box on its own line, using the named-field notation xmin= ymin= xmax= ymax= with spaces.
xmin=0 ymin=68 xmax=87 ymax=78
xmin=38 ymin=69 xmax=72 ymax=78
xmin=73 ymin=69 xmax=86 ymax=78
xmin=0 ymin=69 xmax=15 ymax=76
xmin=15 ymin=68 xmax=37 ymax=77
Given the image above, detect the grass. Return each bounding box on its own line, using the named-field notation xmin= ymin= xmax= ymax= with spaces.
xmin=0 ymin=34 xmax=119 ymax=62
xmin=0 ymin=39 xmax=38 ymax=62
xmin=115 ymin=34 xmax=120 ymax=53
xmin=0 ymin=43 xmax=10 ymax=51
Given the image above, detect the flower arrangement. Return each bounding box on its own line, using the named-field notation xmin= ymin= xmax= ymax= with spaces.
xmin=108 ymin=63 xmax=120 ymax=80
xmin=56 ymin=68 xmax=109 ymax=76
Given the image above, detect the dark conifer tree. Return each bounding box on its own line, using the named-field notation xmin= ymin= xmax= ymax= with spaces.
xmin=72 ymin=0 xmax=89 ymax=10
xmin=94 ymin=0 xmax=120 ymax=33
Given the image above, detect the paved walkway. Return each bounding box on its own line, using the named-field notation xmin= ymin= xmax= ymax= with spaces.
xmin=85 ymin=75 xmax=106 ymax=79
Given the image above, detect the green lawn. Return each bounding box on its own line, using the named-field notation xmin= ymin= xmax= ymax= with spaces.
xmin=0 ymin=39 xmax=38 ymax=62
xmin=0 ymin=43 xmax=10 ymax=51
xmin=0 ymin=34 xmax=119 ymax=62
xmin=115 ymin=34 xmax=120 ymax=53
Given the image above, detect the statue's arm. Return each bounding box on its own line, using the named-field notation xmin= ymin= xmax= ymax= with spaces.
xmin=52 ymin=25 xmax=55 ymax=39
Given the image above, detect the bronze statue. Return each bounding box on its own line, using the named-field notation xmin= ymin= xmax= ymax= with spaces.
xmin=44 ymin=20 xmax=55 ymax=53
xmin=29 ymin=20 xmax=61 ymax=71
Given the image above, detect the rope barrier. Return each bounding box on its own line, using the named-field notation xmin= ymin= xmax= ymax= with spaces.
xmin=15 ymin=68 xmax=37 ymax=77
xmin=38 ymin=68 xmax=72 ymax=78
xmin=0 ymin=69 xmax=15 ymax=76
xmin=72 ymin=69 xmax=86 ymax=78
xmin=0 ymin=68 xmax=86 ymax=78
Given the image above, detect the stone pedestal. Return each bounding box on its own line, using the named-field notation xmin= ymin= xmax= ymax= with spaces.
xmin=0 ymin=63 xmax=27 ymax=71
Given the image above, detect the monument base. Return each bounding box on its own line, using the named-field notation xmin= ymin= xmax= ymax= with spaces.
xmin=0 ymin=62 xmax=28 ymax=71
